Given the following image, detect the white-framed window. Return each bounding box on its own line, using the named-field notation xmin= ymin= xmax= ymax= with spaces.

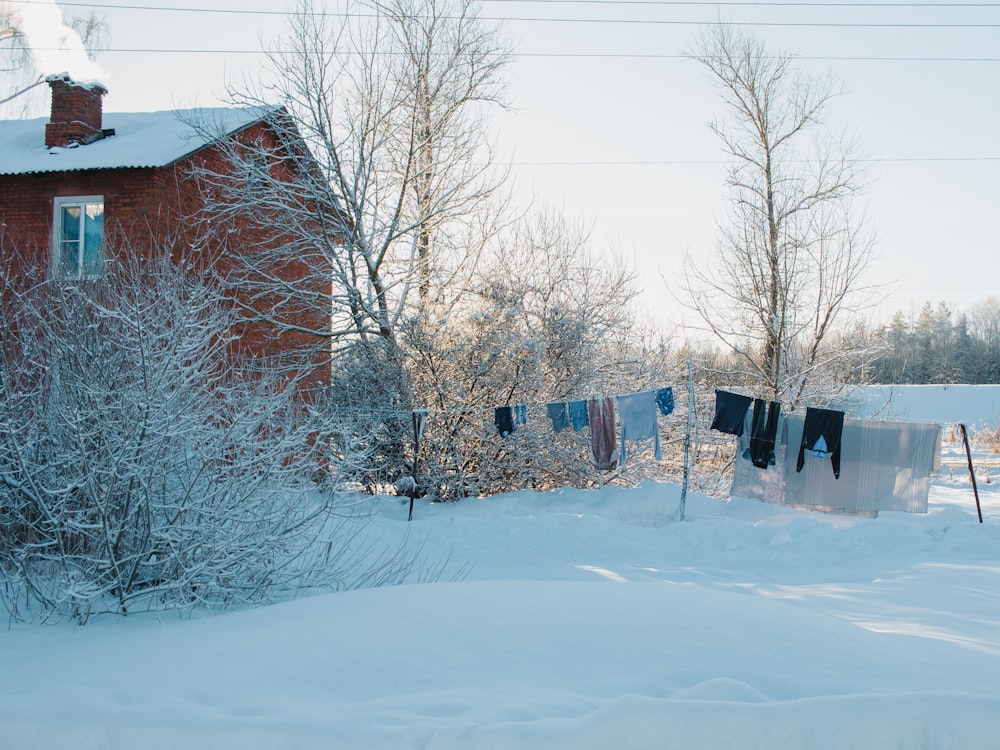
xmin=53 ymin=195 xmax=104 ymax=279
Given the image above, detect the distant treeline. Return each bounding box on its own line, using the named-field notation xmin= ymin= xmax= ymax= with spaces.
xmin=862 ymin=299 xmax=1000 ymax=385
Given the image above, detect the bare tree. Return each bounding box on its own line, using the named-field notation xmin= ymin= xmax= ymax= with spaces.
xmin=682 ymin=24 xmax=877 ymax=409
xmin=194 ymin=0 xmax=509 ymax=356
xmin=187 ymin=0 xmax=511 ymax=485
xmin=0 ymin=5 xmax=31 ymax=88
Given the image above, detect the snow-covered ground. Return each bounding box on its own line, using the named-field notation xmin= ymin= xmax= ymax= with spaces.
xmin=4 ymin=456 xmax=1000 ymax=749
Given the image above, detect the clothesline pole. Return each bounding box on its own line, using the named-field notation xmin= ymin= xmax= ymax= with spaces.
xmin=679 ymin=361 xmax=694 ymax=522
xmin=408 ymin=410 xmax=427 ymax=522
xmin=959 ymin=423 xmax=984 ymax=524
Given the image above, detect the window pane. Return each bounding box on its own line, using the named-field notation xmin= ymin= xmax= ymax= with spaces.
xmin=59 ymin=206 xmax=82 ymax=276
xmin=83 ymin=203 xmax=103 ymax=276
xmin=60 ymin=206 xmax=80 ymax=243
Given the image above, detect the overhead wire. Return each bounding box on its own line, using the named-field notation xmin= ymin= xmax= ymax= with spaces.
xmin=21 ymin=0 xmax=1000 ymax=7
xmin=5 ymin=0 xmax=1000 ymax=58
xmin=6 ymin=0 xmax=1000 ymax=27
xmin=508 ymin=156 xmax=1000 ymax=165
xmin=5 ymin=0 xmax=999 ymax=163
xmin=5 ymin=45 xmax=1000 ymax=63
xmin=491 ymin=0 xmax=1000 ymax=6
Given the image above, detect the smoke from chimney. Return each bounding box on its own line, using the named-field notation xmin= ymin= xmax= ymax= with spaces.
xmin=15 ymin=0 xmax=109 ymax=83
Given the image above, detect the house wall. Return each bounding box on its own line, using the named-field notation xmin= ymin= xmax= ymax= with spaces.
xmin=176 ymin=123 xmax=332 ymax=396
xmin=0 ymin=167 xmax=178 ymax=262
xmin=0 ymin=121 xmax=330 ymax=396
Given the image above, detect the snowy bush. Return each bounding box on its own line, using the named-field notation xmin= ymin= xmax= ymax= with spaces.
xmin=0 ymin=249 xmax=420 ymax=623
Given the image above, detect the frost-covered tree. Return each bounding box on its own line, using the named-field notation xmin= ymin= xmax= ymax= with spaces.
xmin=0 ymin=5 xmax=35 ymax=109
xmin=374 ymin=0 xmax=511 ymax=311
xmin=968 ymin=298 xmax=1000 ymax=383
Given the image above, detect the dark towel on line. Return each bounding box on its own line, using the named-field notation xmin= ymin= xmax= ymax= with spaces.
xmin=494 ymin=406 xmax=515 ymax=438
xmin=711 ymin=390 xmax=753 ymax=436
xmin=588 ymin=397 xmax=618 ymax=471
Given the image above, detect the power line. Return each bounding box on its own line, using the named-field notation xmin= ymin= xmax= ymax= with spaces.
xmin=495 ymin=18 xmax=1000 ymax=27
xmin=518 ymin=54 xmax=1000 ymax=61
xmin=6 ymin=0 xmax=1000 ymax=28
xmin=7 ymin=45 xmax=1000 ymax=63
xmin=490 ymin=1 xmax=1000 ymax=5
xmin=510 ymin=157 xmax=1000 ymax=165
xmin=14 ymin=0 xmax=1000 ymax=11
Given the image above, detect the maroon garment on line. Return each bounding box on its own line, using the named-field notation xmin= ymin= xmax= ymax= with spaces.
xmin=588 ymin=397 xmax=618 ymax=471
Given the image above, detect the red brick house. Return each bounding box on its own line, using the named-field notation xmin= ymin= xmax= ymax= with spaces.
xmin=0 ymin=74 xmax=329 ymax=393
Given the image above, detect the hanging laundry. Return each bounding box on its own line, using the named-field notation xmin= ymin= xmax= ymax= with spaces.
xmin=796 ymin=406 xmax=844 ymax=479
xmin=710 ymin=390 xmax=753 ymax=436
xmin=617 ymin=390 xmax=662 ymax=467
xmin=748 ymin=399 xmax=781 ymax=469
xmin=513 ymin=404 xmax=528 ymax=425
xmin=739 ymin=415 xmax=940 ymax=514
xmin=655 ymin=387 xmax=675 ymax=416
xmin=547 ymin=402 xmax=569 ymax=433
xmin=588 ymin=397 xmax=618 ymax=471
xmin=494 ymin=406 xmax=515 ymax=438
xmin=568 ymin=400 xmax=589 ymax=431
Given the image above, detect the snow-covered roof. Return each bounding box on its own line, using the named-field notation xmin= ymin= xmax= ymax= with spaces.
xmin=0 ymin=106 xmax=280 ymax=176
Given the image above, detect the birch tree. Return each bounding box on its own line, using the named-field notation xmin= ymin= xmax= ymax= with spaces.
xmin=683 ymin=24 xmax=876 ymax=408
xmin=377 ymin=0 xmax=510 ymax=311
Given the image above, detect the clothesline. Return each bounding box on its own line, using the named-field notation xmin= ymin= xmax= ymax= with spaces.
xmin=489 ymin=388 xmax=676 ymax=470
xmin=324 ymin=385 xmax=677 ymax=419
xmin=711 ymin=389 xmax=847 ymax=478
xmin=332 ymin=385 xmax=941 ymax=471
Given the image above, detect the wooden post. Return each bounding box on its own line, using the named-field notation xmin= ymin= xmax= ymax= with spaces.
xmin=959 ymin=423 xmax=984 ymax=524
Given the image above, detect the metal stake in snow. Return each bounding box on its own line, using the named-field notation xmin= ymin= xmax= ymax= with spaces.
xmin=959 ymin=423 xmax=984 ymax=524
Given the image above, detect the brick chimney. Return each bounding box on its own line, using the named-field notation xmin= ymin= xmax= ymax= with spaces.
xmin=44 ymin=73 xmax=109 ymax=148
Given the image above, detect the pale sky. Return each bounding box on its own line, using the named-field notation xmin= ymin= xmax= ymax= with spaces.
xmin=13 ymin=0 xmax=1000 ymax=329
